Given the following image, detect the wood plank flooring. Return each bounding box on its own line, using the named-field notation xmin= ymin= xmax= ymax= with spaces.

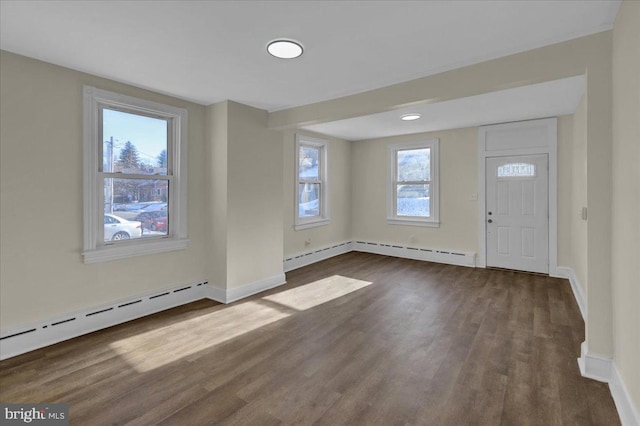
xmin=0 ymin=252 xmax=620 ymax=425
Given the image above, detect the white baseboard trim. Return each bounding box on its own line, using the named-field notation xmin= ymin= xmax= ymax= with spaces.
xmin=0 ymin=281 xmax=207 ymax=361
xmin=202 ymin=273 xmax=287 ymax=304
xmin=353 ymin=241 xmax=476 ymax=267
xmin=227 ymin=273 xmax=286 ymax=303
xmin=578 ymin=341 xmax=612 ymax=383
xmin=555 ymin=266 xmax=587 ymax=321
xmin=284 ymin=241 xmax=354 ymax=272
xmin=577 ymin=342 xmax=640 ymax=425
xmin=610 ymin=362 xmax=640 ymax=426
xmin=202 ymin=284 xmax=227 ymax=304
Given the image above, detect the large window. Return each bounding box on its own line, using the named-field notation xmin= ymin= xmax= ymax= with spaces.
xmin=295 ymin=134 xmax=329 ymax=230
xmin=83 ymin=87 xmax=188 ymax=263
xmin=388 ymin=139 xmax=439 ymax=227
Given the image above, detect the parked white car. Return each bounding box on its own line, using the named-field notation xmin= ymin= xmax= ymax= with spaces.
xmin=104 ymin=214 xmax=142 ymax=241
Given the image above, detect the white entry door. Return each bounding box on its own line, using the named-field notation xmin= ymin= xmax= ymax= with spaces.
xmin=486 ymin=154 xmax=549 ymax=273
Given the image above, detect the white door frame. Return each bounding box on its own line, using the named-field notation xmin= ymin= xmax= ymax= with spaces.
xmin=477 ymin=118 xmax=558 ymax=276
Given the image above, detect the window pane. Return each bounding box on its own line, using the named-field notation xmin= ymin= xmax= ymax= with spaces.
xmin=299 ymin=146 xmax=320 ymax=180
xmin=103 ymin=108 xmax=168 ymax=175
xmin=103 ymin=212 xmax=143 ymax=242
xmin=298 ymin=183 xmax=320 ymax=217
xmin=397 ymin=184 xmax=430 ymax=217
xmin=397 ymin=148 xmax=430 ymax=181
xmin=104 ymin=178 xmax=169 ymax=240
xmin=497 ymin=163 xmax=535 ymax=177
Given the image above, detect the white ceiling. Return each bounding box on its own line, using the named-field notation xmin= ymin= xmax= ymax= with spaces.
xmin=302 ymin=75 xmax=586 ymax=141
xmin=1 ymin=0 xmax=619 ymax=113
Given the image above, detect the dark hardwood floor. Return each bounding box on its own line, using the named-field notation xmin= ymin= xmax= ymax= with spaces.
xmin=0 ymin=252 xmax=620 ymax=425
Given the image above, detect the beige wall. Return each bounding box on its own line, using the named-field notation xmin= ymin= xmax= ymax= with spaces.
xmin=557 ymin=114 xmax=573 ymax=269
xmin=204 ymin=101 xmax=285 ymax=290
xmin=226 ymin=101 xmax=284 ymax=288
xmin=283 ymin=130 xmax=351 ymax=258
xmin=612 ymin=0 xmax=640 ymax=411
xmin=0 ymin=51 xmax=208 ymax=329
xmin=354 ymin=118 xmax=577 ymax=260
xmin=572 ymin=97 xmax=588 ymax=297
xmin=351 ymin=127 xmax=478 ymax=252
xmin=0 ymin=53 xmax=286 ymax=328
xmin=584 ymin=35 xmax=614 ymax=359
xmin=204 ymin=101 xmax=228 ymax=288
xmin=557 ymin=101 xmax=588 ymax=299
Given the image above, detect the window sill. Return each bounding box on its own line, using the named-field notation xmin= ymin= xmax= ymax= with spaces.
xmin=386 ymin=218 xmax=440 ymax=228
xmin=294 ymin=218 xmax=330 ymax=231
xmin=83 ymin=238 xmax=189 ymax=264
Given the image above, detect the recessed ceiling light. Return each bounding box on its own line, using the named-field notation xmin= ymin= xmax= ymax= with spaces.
xmin=267 ymin=39 xmax=303 ymax=59
xmin=401 ymin=113 xmax=422 ymax=121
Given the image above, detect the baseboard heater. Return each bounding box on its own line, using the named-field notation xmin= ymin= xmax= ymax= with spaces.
xmin=283 ymin=240 xmax=475 ymax=272
xmin=352 ymin=241 xmax=476 ymax=267
xmin=284 ymin=241 xmax=354 ymax=272
xmin=0 ymin=281 xmax=207 ymax=360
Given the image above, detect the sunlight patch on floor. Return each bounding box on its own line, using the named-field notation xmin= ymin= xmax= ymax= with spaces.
xmin=109 ymin=300 xmax=290 ymax=372
xmin=262 ymin=275 xmax=372 ymax=311
xmin=110 ymin=275 xmax=371 ymax=372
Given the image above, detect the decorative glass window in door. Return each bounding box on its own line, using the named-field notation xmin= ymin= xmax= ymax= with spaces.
xmin=497 ymin=163 xmax=535 ymax=178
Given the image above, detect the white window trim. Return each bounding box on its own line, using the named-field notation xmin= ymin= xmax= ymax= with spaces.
xmin=83 ymin=86 xmax=188 ymax=263
xmin=387 ymin=139 xmax=440 ymax=227
xmin=294 ymin=134 xmax=329 ymax=230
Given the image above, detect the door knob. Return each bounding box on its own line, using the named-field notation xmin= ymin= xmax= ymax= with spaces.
xmin=488 ymin=219 xmax=493 ymax=223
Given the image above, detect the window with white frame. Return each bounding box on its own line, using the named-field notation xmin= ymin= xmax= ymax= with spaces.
xmin=295 ymin=134 xmax=329 ymax=230
xmin=388 ymin=139 xmax=439 ymax=226
xmin=83 ymin=86 xmax=188 ymax=263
